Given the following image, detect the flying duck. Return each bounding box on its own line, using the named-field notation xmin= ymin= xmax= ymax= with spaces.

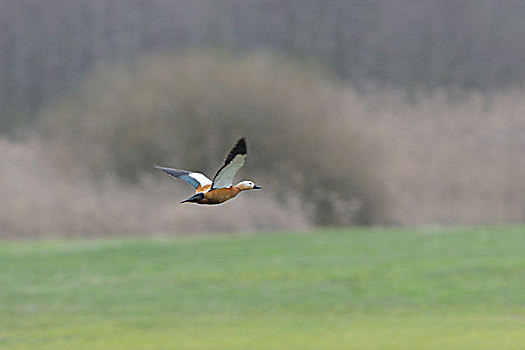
xmin=154 ymin=137 xmax=261 ymax=204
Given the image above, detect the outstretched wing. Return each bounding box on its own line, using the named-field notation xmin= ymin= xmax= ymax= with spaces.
xmin=211 ymin=137 xmax=247 ymax=189
xmin=154 ymin=166 xmax=212 ymax=190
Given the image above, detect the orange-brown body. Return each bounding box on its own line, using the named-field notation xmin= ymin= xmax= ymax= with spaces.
xmin=198 ymin=186 xmax=241 ymax=205
xmin=181 ymin=181 xmax=259 ymax=205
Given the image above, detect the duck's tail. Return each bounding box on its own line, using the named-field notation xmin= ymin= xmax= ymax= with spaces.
xmin=181 ymin=193 xmax=205 ymax=204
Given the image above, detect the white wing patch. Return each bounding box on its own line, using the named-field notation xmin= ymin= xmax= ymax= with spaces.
xmin=189 ymin=172 xmax=212 ymax=186
xmin=212 ymin=154 xmax=246 ymax=189
xmin=154 ymin=166 xmax=212 ymax=190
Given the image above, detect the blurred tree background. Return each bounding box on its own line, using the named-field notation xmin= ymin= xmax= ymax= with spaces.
xmin=2 ymin=0 xmax=525 ymax=236
xmin=3 ymin=0 xmax=525 ymax=131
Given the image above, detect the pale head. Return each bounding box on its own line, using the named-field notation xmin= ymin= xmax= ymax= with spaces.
xmin=235 ymin=180 xmax=261 ymax=191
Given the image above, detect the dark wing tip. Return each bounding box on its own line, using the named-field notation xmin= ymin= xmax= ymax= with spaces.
xmin=234 ymin=137 xmax=247 ymax=155
xmin=210 ymin=138 xmax=248 ymax=188
xmin=223 ymin=137 xmax=247 ymax=165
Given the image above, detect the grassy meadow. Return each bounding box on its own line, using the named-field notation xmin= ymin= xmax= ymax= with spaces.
xmin=1 ymin=227 xmax=524 ymax=349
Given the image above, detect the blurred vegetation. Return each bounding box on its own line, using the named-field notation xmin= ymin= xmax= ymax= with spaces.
xmin=3 ymin=1 xmax=525 ymax=231
xmin=4 ymin=78 xmax=523 ymax=236
xmin=0 ymin=136 xmax=307 ymax=237
xmin=3 ymin=0 xmax=525 ymax=131
xmin=40 ymin=52 xmax=391 ymax=225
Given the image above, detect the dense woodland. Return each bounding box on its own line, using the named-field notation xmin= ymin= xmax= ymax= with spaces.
xmin=2 ymin=0 xmax=525 ymax=131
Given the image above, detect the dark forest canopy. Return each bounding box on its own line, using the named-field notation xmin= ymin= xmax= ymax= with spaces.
xmin=2 ymin=0 xmax=525 ymax=131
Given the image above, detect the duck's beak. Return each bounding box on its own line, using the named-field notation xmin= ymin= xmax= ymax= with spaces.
xmin=253 ymin=185 xmax=261 ymax=190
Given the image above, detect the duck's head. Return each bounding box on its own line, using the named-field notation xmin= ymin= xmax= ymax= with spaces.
xmin=235 ymin=180 xmax=261 ymax=191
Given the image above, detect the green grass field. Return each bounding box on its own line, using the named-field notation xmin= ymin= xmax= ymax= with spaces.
xmin=1 ymin=227 xmax=524 ymax=349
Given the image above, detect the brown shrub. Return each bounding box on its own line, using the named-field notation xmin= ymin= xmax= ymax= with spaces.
xmin=0 ymin=137 xmax=308 ymax=238
xmin=8 ymin=54 xmax=525 ymax=235
xmin=345 ymin=88 xmax=525 ymax=225
xmin=40 ymin=51 xmax=391 ymax=226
